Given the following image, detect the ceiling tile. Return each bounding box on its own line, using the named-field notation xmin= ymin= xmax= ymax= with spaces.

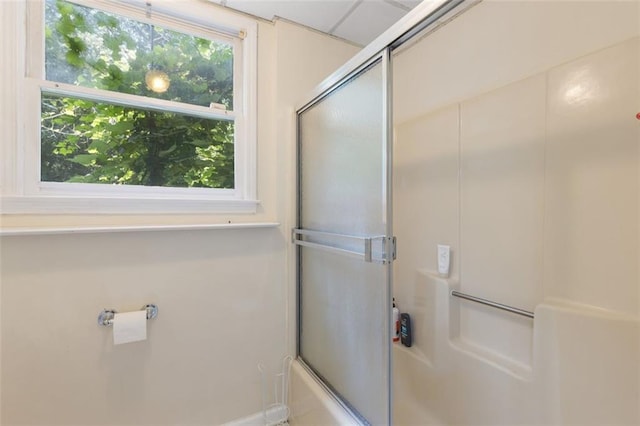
xmin=224 ymin=1 xmax=357 ymax=33
xmin=223 ymin=0 xmax=281 ymax=20
xmin=393 ymin=0 xmax=422 ymax=9
xmin=332 ymin=0 xmax=408 ymax=46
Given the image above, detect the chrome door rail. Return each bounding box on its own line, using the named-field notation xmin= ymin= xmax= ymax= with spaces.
xmin=292 ymin=228 xmax=374 ymax=262
xmin=292 ymin=228 xmax=395 ymax=264
xmin=451 ymin=290 xmax=535 ymax=319
xmin=293 ymin=239 xmax=371 ymax=262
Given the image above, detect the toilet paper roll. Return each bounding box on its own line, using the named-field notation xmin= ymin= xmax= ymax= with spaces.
xmin=113 ymin=310 xmax=147 ymax=345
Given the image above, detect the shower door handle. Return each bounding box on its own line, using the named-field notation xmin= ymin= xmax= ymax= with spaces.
xmin=292 ymin=228 xmax=396 ymax=264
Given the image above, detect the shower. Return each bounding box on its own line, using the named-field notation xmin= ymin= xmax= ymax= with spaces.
xmin=290 ymin=0 xmax=640 ymax=424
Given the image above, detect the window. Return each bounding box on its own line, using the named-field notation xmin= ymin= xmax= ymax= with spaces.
xmin=4 ymin=0 xmax=257 ymax=214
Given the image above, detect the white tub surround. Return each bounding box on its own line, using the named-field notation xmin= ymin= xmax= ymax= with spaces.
xmin=392 ymin=273 xmax=639 ymax=425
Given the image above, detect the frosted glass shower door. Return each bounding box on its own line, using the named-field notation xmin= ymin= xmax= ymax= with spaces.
xmin=295 ymin=54 xmax=393 ymax=425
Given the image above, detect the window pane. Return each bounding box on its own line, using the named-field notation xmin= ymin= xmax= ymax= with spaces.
xmin=45 ymin=0 xmax=234 ymax=109
xmin=41 ymin=93 xmax=234 ymax=189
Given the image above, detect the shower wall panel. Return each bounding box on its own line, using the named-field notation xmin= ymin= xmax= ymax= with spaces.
xmin=392 ymin=0 xmax=639 ymax=424
xmin=459 ymin=74 xmax=546 ymax=367
xmin=394 ymin=105 xmax=459 ymax=330
xmin=544 ymin=38 xmax=639 ymax=315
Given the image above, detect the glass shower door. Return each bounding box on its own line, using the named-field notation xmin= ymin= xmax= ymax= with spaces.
xmin=294 ymin=52 xmax=393 ymax=425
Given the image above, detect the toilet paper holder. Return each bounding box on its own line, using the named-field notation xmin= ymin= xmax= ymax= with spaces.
xmin=98 ymin=304 xmax=158 ymax=326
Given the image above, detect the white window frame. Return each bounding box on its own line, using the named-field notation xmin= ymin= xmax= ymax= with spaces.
xmin=2 ymin=0 xmax=258 ymax=214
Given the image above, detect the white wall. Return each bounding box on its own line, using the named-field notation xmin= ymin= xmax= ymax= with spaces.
xmin=0 ymin=3 xmax=359 ymax=424
xmin=393 ymin=0 xmax=639 ymax=424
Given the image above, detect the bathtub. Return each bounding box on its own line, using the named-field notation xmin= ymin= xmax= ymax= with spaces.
xmin=286 ymin=349 xmax=442 ymax=426
xmin=392 ymin=344 xmax=443 ymax=425
xmin=288 ymin=360 xmax=360 ymax=425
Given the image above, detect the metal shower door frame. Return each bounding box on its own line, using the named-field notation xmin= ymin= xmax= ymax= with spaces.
xmin=294 ymin=48 xmax=394 ymax=425
xmin=292 ymin=0 xmax=472 ymax=423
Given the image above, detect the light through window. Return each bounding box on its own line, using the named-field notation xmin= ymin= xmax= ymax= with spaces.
xmin=42 ymin=0 xmax=237 ymax=189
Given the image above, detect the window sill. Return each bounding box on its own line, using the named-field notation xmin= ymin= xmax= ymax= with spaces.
xmin=0 ymin=195 xmax=259 ymax=215
xmin=0 ymin=222 xmax=280 ymax=236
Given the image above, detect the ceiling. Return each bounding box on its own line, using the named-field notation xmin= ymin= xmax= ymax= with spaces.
xmin=208 ymin=0 xmax=423 ymax=46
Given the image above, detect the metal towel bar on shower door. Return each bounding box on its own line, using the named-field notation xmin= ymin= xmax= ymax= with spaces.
xmin=291 ymin=228 xmax=396 ymax=264
xmin=450 ymin=291 xmax=534 ymax=319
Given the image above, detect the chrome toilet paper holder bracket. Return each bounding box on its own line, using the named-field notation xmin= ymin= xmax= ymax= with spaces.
xmin=98 ymin=304 xmax=158 ymax=327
